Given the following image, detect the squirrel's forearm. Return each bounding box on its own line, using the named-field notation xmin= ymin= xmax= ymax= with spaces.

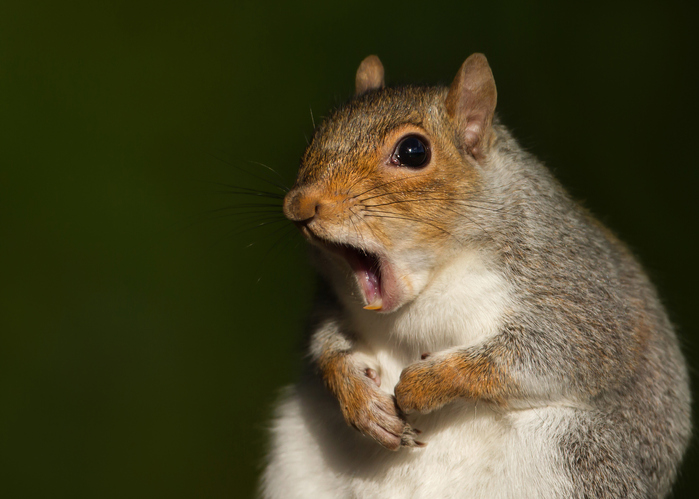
xmin=307 ymin=316 xmax=360 ymax=397
xmin=395 ymin=338 xmax=516 ymax=413
xmin=459 ymin=325 xmax=637 ymax=403
xmin=397 ymin=319 xmax=643 ymax=413
xmin=308 ymin=318 xmax=352 ymax=363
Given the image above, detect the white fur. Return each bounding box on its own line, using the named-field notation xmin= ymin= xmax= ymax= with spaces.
xmin=261 ymin=249 xmax=575 ymax=498
xmin=349 ymin=248 xmax=513 ymax=391
xmin=262 ymin=389 xmax=575 ymax=498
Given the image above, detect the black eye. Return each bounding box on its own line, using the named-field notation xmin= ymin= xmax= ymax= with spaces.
xmin=391 ymin=135 xmax=430 ymax=168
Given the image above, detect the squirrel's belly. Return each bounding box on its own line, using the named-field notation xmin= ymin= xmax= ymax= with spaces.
xmin=261 ymin=382 xmax=574 ymax=499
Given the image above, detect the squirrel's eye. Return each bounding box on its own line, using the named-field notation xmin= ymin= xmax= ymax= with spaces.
xmin=391 ymin=135 xmax=430 ymax=168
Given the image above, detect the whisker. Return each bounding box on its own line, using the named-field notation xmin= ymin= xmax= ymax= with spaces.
xmin=245 ymin=160 xmax=289 ymax=185
xmin=363 ymin=197 xmax=506 ymax=213
xmin=348 ymin=207 xmax=369 ymax=252
xmin=253 ymin=225 xmax=302 ymax=283
xmin=349 ymin=205 xmax=381 ymax=243
xmin=202 ymin=203 xmax=283 ymax=213
xmin=362 ymin=203 xmax=505 ymax=243
xmin=356 ymin=179 xmax=523 ymax=205
xmin=352 ymin=173 xmax=430 ymax=200
xmin=344 ymin=173 xmax=371 ymax=195
xmin=181 ymin=211 xmax=285 ymax=231
xmin=253 ymin=223 xmax=297 ymax=258
xmin=363 ymin=213 xmax=463 ymax=245
xmin=217 ymin=191 xmax=284 ymax=200
xmin=199 ymin=180 xmax=286 ymax=199
xmin=203 ymin=211 xmax=285 ymax=223
xmin=211 ymin=218 xmax=290 ymax=249
xmin=243 ymin=219 xmax=295 ymax=247
xmin=205 ymin=150 xmax=290 ymax=194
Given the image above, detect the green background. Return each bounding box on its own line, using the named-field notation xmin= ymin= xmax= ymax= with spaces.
xmin=1 ymin=1 xmax=697 ymax=497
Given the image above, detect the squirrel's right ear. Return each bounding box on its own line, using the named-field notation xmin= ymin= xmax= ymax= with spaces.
xmin=445 ymin=53 xmax=497 ymax=161
xmin=355 ymin=55 xmax=385 ymax=95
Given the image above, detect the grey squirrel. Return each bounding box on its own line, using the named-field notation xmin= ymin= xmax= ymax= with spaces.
xmin=260 ymin=54 xmax=691 ymax=498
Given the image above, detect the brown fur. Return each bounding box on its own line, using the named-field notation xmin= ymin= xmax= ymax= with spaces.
xmin=284 ymin=98 xmax=485 ymax=261
xmin=395 ymin=350 xmax=513 ymax=413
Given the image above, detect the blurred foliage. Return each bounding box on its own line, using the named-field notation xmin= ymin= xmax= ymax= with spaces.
xmin=0 ymin=0 xmax=697 ymax=497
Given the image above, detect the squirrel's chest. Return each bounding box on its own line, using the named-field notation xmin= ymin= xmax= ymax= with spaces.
xmin=352 ymin=250 xmax=513 ymax=392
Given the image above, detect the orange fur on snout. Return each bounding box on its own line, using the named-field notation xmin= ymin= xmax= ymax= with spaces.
xmin=284 ymin=187 xmax=350 ymax=225
xmin=287 ymin=119 xmax=485 ymax=266
xmin=283 ymin=188 xmax=318 ymax=222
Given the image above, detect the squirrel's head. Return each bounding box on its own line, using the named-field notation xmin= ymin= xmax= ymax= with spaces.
xmin=284 ymin=54 xmax=498 ymax=313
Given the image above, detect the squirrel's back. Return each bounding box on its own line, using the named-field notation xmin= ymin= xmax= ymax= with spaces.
xmin=488 ymin=123 xmax=691 ymax=494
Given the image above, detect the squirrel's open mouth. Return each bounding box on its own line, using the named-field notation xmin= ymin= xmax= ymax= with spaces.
xmin=310 ymin=238 xmax=387 ymax=311
xmin=332 ymin=243 xmax=384 ymax=310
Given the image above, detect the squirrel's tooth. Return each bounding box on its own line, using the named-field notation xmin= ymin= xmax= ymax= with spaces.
xmin=363 ymin=299 xmax=383 ymax=311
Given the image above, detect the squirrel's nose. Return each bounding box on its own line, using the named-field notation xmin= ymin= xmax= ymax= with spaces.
xmin=283 ymin=188 xmax=322 ymax=224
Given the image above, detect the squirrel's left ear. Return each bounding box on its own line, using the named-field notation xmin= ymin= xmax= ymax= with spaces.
xmin=355 ymin=55 xmax=384 ymax=95
xmin=445 ymin=53 xmax=497 ymax=160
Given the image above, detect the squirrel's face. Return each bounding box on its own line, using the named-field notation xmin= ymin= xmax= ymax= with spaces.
xmin=284 ymin=55 xmax=497 ymax=313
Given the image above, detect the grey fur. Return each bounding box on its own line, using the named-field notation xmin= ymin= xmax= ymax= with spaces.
xmin=269 ymin=73 xmax=691 ymax=498
xmin=484 ymin=123 xmax=691 ymax=497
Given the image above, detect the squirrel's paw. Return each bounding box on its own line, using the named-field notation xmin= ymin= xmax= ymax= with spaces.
xmin=339 ymin=369 xmax=425 ymax=451
xmin=395 ymin=355 xmax=459 ymax=414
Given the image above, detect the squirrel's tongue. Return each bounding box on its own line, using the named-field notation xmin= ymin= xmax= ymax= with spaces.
xmin=338 ymin=246 xmax=383 ymax=310
xmin=357 ymin=267 xmax=383 ymax=310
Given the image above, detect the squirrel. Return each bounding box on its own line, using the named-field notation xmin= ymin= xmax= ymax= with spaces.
xmin=259 ymin=54 xmax=691 ymax=498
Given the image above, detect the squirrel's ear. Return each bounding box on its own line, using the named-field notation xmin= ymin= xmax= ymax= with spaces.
xmin=445 ymin=53 xmax=497 ymax=160
xmin=355 ymin=55 xmax=385 ymax=95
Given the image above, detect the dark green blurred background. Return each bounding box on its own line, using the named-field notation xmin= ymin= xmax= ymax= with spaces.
xmin=1 ymin=1 xmax=697 ymax=497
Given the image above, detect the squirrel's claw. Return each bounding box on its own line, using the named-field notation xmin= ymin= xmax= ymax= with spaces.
xmin=399 ymin=423 xmax=426 ymax=448
xmin=340 ymin=370 xmax=425 ymax=451
xmin=355 ymin=389 xmax=421 ymax=451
